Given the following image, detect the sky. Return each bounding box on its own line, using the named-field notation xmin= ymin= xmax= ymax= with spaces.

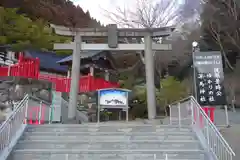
xmin=72 ymin=0 xmax=132 ymax=25
xmin=72 ymin=0 xmax=184 ymax=26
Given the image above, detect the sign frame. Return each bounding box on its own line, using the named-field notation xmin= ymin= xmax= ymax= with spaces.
xmin=192 ymin=51 xmax=227 ymax=106
xmin=97 ymin=88 xmax=131 ymax=123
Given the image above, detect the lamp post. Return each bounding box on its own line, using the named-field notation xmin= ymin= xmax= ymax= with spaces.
xmin=192 ymin=41 xmax=200 ymax=98
xmin=192 ymin=41 xmax=198 ymax=50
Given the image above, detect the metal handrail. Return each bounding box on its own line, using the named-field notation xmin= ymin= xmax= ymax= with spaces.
xmin=29 ymin=95 xmax=51 ymax=107
xmin=168 ymin=96 xmax=235 ymax=160
xmin=190 ymin=97 xmax=235 ymax=155
xmin=28 ymin=96 xmax=53 ymax=124
xmin=0 ymin=94 xmax=29 ymax=159
xmin=0 ymin=94 xmax=28 ymax=130
xmin=168 ymin=96 xmax=192 ymax=106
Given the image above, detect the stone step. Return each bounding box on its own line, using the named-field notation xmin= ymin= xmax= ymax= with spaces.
xmin=8 ymin=124 xmax=206 ymax=160
xmin=23 ymin=130 xmax=194 ymax=136
xmin=9 ymin=150 xmax=205 ymax=160
xmin=25 ymin=126 xmax=192 ymax=133
xmin=27 ymin=124 xmax=191 ymax=128
xmin=18 ymin=139 xmax=199 ymax=143
xmin=27 ymin=124 xmax=191 ymax=129
xmin=20 ymin=134 xmax=197 ymax=141
xmin=15 ymin=141 xmax=201 ymax=150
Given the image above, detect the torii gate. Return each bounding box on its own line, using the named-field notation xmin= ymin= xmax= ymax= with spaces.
xmin=51 ymin=24 xmax=174 ymax=122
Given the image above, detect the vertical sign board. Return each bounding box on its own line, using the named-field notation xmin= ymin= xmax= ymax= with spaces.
xmin=193 ymin=51 xmax=226 ymax=106
xmin=97 ymin=88 xmax=131 ymax=122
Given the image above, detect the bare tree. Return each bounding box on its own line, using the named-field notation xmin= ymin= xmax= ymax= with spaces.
xmin=103 ymin=0 xmax=202 ymax=70
xmin=104 ymin=0 xmax=202 ymax=27
xmin=224 ymin=71 xmax=238 ymax=111
xmin=104 ymin=0 xmax=181 ymax=28
xmin=208 ymin=20 xmax=234 ymax=70
xmin=202 ymin=0 xmax=240 ymax=70
xmin=201 ymin=0 xmax=240 ymax=107
xmin=217 ymin=0 xmax=240 ymax=51
xmin=179 ymin=0 xmax=203 ymax=23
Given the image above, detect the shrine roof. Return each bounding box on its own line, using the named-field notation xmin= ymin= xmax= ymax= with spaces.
xmin=25 ymin=50 xmax=68 ymax=73
xmin=56 ymin=50 xmax=102 ymax=64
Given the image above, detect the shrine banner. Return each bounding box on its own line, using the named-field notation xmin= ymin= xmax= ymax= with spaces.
xmin=193 ymin=51 xmax=226 ymax=106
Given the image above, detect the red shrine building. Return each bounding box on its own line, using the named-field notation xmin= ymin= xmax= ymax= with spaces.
xmin=57 ymin=50 xmax=118 ymax=82
xmin=0 ymin=47 xmax=119 ymax=93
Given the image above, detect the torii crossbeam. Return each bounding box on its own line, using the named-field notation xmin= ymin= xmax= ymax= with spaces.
xmin=51 ymin=24 xmax=174 ymax=122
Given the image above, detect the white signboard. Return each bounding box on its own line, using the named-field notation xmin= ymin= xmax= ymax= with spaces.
xmin=99 ymin=89 xmax=128 ymax=106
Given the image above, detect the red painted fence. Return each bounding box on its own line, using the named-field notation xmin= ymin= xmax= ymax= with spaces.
xmin=193 ymin=106 xmax=216 ymax=128
xmin=0 ymin=66 xmax=8 ymax=76
xmin=10 ymin=57 xmax=40 ymax=79
xmin=39 ymin=74 xmax=119 ymax=92
xmin=0 ymin=55 xmax=119 ymax=92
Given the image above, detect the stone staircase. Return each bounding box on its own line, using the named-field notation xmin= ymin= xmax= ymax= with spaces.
xmin=7 ymin=123 xmax=207 ymax=160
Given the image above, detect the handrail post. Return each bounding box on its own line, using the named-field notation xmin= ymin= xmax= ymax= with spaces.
xmin=224 ymin=105 xmax=230 ymax=127
xmin=178 ymin=102 xmax=181 ymax=127
xmin=190 ymin=99 xmax=194 ymax=125
xmin=97 ymin=107 xmax=100 ymax=124
xmin=165 ymin=154 xmax=168 ymax=160
xmin=38 ymin=101 xmax=42 ymax=124
xmin=49 ymin=105 xmax=52 ymax=124
xmin=196 ymin=104 xmax=200 ymax=127
xmin=24 ymin=96 xmax=29 ymax=124
xmin=169 ymin=105 xmax=172 ymax=125
xmin=7 ymin=123 xmax=11 ymax=145
xmin=206 ymin=118 xmax=210 ymax=152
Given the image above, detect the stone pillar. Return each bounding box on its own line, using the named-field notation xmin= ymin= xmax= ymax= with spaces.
xmin=90 ymin=66 xmax=94 ymax=76
xmin=104 ymin=70 xmax=109 ymax=81
xmin=144 ymin=32 xmax=156 ymax=120
xmin=68 ymin=34 xmax=81 ymax=121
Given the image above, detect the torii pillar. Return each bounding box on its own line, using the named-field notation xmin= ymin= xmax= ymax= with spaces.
xmin=51 ymin=24 xmax=174 ymax=122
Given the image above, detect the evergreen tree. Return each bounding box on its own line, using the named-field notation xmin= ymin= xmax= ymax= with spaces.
xmin=0 ymin=0 xmax=102 ymax=28
xmin=0 ymin=7 xmax=69 ymax=51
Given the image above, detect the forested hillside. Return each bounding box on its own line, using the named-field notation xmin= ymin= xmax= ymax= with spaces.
xmin=0 ymin=0 xmax=102 ymax=27
xmin=0 ymin=0 xmax=103 ymax=51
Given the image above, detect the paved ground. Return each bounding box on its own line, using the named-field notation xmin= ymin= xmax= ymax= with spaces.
xmin=216 ymin=109 xmax=240 ymax=160
xmin=214 ymin=108 xmax=240 ymax=126
xmin=220 ymin=125 xmax=240 ymax=160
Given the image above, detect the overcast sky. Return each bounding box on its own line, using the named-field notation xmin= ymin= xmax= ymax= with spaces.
xmin=72 ymin=0 xmax=144 ymax=25
xmin=72 ymin=0 xmax=184 ymax=25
